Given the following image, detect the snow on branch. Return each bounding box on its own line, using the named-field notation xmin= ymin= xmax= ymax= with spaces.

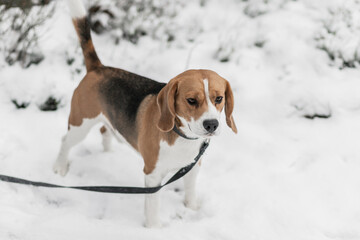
xmin=0 ymin=0 xmax=55 ymax=68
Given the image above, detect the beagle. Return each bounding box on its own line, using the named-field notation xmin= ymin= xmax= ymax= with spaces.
xmin=54 ymin=0 xmax=237 ymax=228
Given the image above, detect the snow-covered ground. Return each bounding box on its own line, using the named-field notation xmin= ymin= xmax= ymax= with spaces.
xmin=1 ymin=0 xmax=360 ymax=239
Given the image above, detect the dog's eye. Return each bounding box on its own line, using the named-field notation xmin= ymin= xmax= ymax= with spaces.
xmin=215 ymin=96 xmax=223 ymax=104
xmin=187 ymin=98 xmax=197 ymax=106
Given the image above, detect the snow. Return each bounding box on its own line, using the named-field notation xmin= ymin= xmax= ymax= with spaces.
xmin=1 ymin=0 xmax=360 ymax=239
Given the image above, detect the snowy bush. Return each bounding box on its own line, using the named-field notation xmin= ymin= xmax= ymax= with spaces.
xmin=315 ymin=2 xmax=360 ymax=69
xmin=214 ymin=32 xmax=239 ymax=63
xmin=39 ymin=96 xmax=61 ymax=111
xmin=65 ymin=42 xmax=85 ymax=77
xmin=214 ymin=23 xmax=267 ymax=63
xmin=11 ymin=99 xmax=30 ymax=109
xmin=87 ymin=0 xmax=185 ymax=44
xmin=0 ymin=1 xmax=55 ymax=68
xmin=292 ymin=99 xmax=332 ymax=120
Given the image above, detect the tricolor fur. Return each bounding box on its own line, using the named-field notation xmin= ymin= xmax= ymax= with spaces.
xmin=54 ymin=0 xmax=237 ymax=228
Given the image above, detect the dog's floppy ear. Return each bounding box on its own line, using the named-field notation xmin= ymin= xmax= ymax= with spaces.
xmin=225 ymin=80 xmax=237 ymax=133
xmin=157 ymin=80 xmax=178 ymax=132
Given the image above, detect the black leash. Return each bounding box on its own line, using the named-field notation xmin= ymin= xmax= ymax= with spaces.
xmin=0 ymin=130 xmax=209 ymax=194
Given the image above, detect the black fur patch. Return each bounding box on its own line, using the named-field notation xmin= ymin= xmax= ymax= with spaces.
xmin=99 ymin=68 xmax=165 ymax=143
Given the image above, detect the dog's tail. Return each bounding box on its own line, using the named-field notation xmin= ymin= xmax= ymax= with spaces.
xmin=66 ymin=0 xmax=102 ymax=72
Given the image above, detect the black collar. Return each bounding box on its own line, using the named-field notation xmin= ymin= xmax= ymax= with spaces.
xmin=172 ymin=124 xmax=199 ymax=140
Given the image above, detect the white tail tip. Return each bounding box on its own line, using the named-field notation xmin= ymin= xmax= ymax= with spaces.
xmin=66 ymin=0 xmax=86 ymax=18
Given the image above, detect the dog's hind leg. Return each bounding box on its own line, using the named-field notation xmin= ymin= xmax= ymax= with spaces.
xmin=100 ymin=125 xmax=112 ymax=152
xmin=53 ymin=116 xmax=101 ymax=176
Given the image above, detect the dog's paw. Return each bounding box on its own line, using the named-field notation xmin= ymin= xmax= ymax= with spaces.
xmin=53 ymin=161 xmax=69 ymax=177
xmin=145 ymin=220 xmax=162 ymax=228
xmin=184 ymin=199 xmax=200 ymax=211
xmin=103 ymin=145 xmax=112 ymax=152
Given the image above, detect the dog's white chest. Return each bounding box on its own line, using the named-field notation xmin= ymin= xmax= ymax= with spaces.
xmin=155 ymin=138 xmax=204 ymax=174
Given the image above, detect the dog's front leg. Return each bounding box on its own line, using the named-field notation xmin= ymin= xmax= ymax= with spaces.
xmin=183 ymin=161 xmax=201 ymax=210
xmin=144 ymin=172 xmax=163 ymax=228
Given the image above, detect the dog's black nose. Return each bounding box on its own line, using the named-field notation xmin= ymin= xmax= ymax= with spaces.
xmin=203 ymin=119 xmax=219 ymax=133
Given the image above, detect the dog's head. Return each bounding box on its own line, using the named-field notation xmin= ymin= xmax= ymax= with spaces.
xmin=157 ymin=69 xmax=237 ymax=138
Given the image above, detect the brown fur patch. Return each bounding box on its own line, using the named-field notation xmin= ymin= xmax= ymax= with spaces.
xmin=137 ymin=95 xmax=180 ymax=174
xmin=137 ymin=95 xmax=159 ymax=174
xmin=224 ymin=80 xmax=237 ymax=133
xmin=157 ymin=79 xmax=178 ymax=132
xmin=100 ymin=125 xmax=107 ymax=134
xmin=68 ymin=71 xmax=103 ymax=128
